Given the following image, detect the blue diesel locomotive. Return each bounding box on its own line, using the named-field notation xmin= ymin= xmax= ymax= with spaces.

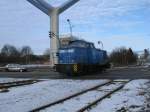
xmin=56 ymin=40 xmax=110 ymax=74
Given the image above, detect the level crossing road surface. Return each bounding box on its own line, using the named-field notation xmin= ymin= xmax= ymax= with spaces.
xmin=0 ymin=66 xmax=149 ymax=79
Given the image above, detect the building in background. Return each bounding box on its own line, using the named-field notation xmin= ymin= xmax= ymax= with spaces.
xmin=59 ymin=35 xmax=79 ymax=47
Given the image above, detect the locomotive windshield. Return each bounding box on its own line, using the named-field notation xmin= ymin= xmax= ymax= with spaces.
xmin=68 ymin=40 xmax=95 ymax=48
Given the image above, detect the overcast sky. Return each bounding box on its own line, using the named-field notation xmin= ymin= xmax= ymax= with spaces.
xmin=0 ymin=0 xmax=150 ymax=54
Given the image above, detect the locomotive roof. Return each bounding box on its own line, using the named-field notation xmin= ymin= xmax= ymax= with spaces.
xmin=60 ymin=39 xmax=95 ymax=49
xmin=69 ymin=39 xmax=93 ymax=44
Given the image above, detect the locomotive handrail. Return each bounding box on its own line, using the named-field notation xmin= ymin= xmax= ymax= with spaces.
xmin=98 ymin=41 xmax=104 ymax=50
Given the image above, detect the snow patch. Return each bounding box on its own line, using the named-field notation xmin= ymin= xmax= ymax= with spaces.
xmin=0 ymin=79 xmax=109 ymax=112
xmin=89 ymin=79 xmax=149 ymax=112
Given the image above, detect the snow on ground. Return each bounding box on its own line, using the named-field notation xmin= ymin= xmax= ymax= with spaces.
xmin=0 ymin=79 xmax=149 ymax=112
xmin=0 ymin=78 xmax=30 ymax=83
xmin=89 ymin=79 xmax=149 ymax=112
xmin=41 ymin=82 xmax=123 ymax=112
xmin=0 ymin=79 xmax=109 ymax=112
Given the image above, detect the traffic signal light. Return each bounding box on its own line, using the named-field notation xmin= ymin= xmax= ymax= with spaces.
xmin=49 ymin=31 xmax=52 ymax=38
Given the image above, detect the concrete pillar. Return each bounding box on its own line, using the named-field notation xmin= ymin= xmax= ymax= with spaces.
xmin=50 ymin=10 xmax=59 ymax=66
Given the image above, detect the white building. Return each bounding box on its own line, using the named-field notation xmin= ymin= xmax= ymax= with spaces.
xmin=59 ymin=35 xmax=79 ymax=47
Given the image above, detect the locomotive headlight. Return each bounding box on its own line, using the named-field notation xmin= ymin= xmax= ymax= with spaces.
xmin=68 ymin=49 xmax=75 ymax=53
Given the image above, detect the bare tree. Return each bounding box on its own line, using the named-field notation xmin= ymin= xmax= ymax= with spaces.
xmin=1 ymin=44 xmax=20 ymax=57
xmin=43 ymin=48 xmax=50 ymax=61
xmin=21 ymin=46 xmax=33 ymax=64
xmin=110 ymin=47 xmax=137 ymax=66
xmin=21 ymin=46 xmax=33 ymax=56
xmin=43 ymin=48 xmax=50 ymax=56
xmin=0 ymin=44 xmax=20 ymax=64
xmin=0 ymin=44 xmax=48 ymax=64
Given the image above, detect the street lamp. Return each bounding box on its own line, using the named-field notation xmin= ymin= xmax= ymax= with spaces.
xmin=67 ymin=19 xmax=73 ymax=37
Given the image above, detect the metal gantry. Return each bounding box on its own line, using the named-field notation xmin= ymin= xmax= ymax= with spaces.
xmin=27 ymin=0 xmax=80 ymax=67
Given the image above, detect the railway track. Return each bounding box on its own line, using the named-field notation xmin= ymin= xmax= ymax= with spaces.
xmin=0 ymin=80 xmax=39 ymax=91
xmin=30 ymin=80 xmax=130 ymax=112
xmin=77 ymin=83 xmax=127 ymax=112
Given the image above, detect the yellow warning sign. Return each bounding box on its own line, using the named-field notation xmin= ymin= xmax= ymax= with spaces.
xmin=73 ymin=64 xmax=78 ymax=72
